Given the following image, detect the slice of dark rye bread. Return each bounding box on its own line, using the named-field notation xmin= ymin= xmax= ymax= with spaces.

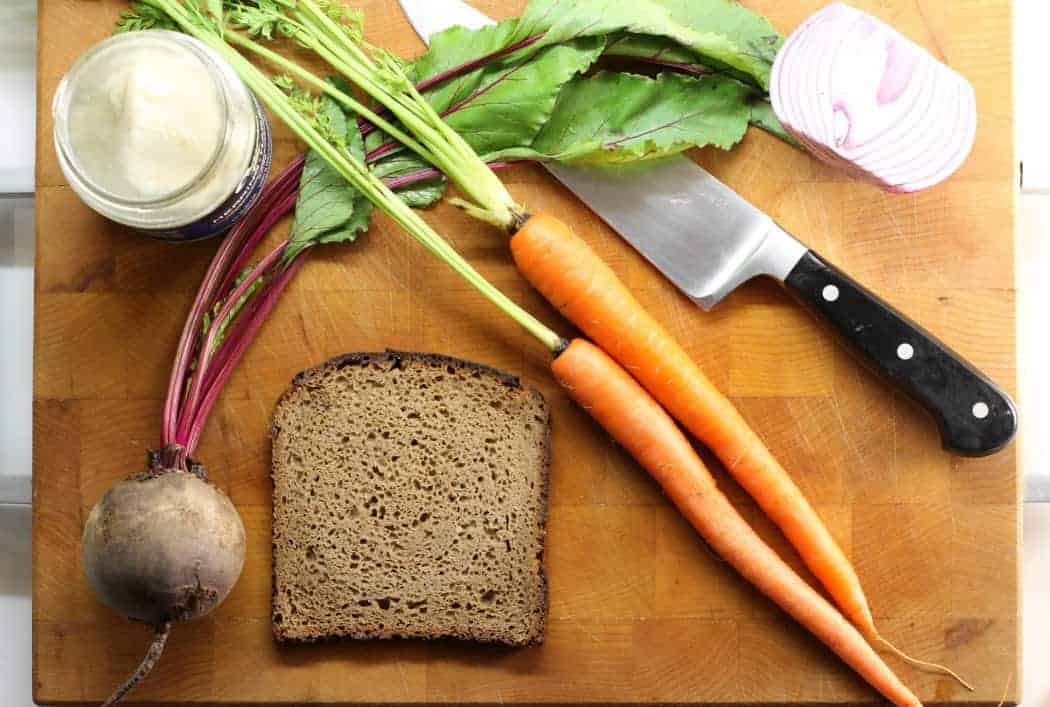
xmin=270 ymin=351 xmax=550 ymax=646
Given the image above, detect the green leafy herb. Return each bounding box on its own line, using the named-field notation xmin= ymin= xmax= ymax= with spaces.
xmin=487 ymin=71 xmax=752 ymax=164
xmin=655 ymin=0 xmax=782 ymax=66
xmin=286 ymin=92 xmax=374 ymax=262
xmin=225 ymin=0 xmax=286 ymax=39
xmin=130 ymin=0 xmax=791 ymax=257
xmin=401 ymin=0 xmax=786 ymax=162
xmin=115 ymin=1 xmax=179 ymax=32
xmin=155 ymin=0 xmax=562 ymax=346
xmin=272 ymin=73 xmax=296 ymax=92
xmin=368 ymin=23 xmax=602 ymax=181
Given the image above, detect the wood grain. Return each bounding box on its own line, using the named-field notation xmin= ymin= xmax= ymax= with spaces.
xmin=32 ymin=0 xmax=1019 ymax=704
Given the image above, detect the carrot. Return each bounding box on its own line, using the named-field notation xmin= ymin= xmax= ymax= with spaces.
xmin=513 ymin=213 xmax=872 ymax=622
xmin=552 ymin=338 xmax=921 ymax=707
xmin=516 ymin=212 xmax=972 ymax=690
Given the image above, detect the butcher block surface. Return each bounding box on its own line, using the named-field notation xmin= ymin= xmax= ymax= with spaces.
xmin=32 ymin=0 xmax=1019 ymax=704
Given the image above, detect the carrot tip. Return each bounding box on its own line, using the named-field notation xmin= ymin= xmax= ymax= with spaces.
xmin=874 ymin=633 xmax=975 ymax=692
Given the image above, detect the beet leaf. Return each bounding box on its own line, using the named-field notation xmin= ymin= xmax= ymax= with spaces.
xmin=510 ymin=0 xmax=782 ymax=89
xmin=411 ymin=24 xmax=604 ymax=156
xmin=371 ymin=154 xmax=446 ymax=208
xmin=286 ymin=92 xmax=373 ymax=261
xmin=486 ymin=71 xmax=753 ymax=164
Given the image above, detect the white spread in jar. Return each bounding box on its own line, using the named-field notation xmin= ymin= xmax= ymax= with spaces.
xmin=67 ymin=43 xmax=226 ymax=201
xmin=53 ymin=31 xmax=270 ymax=238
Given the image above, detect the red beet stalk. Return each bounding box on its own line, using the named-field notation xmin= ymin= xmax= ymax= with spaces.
xmin=161 ymin=160 xmax=304 ymax=468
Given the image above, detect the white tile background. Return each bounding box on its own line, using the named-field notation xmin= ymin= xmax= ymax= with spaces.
xmin=1016 ymin=0 xmax=1050 ymax=700
xmin=1 ymin=0 xmax=37 ymax=196
xmin=1 ymin=0 xmax=1047 ymax=705
xmin=1 ymin=0 xmax=36 ymax=703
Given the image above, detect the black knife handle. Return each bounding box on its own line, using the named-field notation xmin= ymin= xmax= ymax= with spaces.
xmin=784 ymin=251 xmax=1017 ymax=456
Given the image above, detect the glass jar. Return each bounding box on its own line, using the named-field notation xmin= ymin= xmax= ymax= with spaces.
xmin=52 ymin=30 xmax=272 ymax=241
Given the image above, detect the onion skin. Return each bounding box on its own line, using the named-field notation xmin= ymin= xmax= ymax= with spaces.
xmin=771 ymin=2 xmax=977 ymax=193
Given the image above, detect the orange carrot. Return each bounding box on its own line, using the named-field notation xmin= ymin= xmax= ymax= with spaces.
xmin=514 ymin=212 xmax=973 ymax=689
xmin=552 ymin=339 xmax=920 ymax=707
xmin=512 ymin=212 xmax=875 ymax=629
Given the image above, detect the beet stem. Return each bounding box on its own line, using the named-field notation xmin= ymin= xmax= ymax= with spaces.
xmin=216 ymin=156 xmax=305 ymax=298
xmin=356 ymin=33 xmax=544 ymax=138
xmin=383 ymin=160 xmax=519 ymax=191
xmin=157 ymin=444 xmax=186 ymax=471
xmin=186 ymin=252 xmax=306 ymax=452
xmin=101 ymin=622 xmax=172 ymax=707
xmin=176 ymin=242 xmax=289 ymax=446
xmin=381 ymin=167 xmax=443 ymax=190
xmin=162 ymin=229 xmax=247 ymax=450
xmin=365 ymin=140 xmax=401 ymax=163
xmin=162 ymin=157 xmax=305 ymax=452
xmin=417 ymin=33 xmax=544 ymax=92
xmin=195 ymin=197 xmax=298 ymax=400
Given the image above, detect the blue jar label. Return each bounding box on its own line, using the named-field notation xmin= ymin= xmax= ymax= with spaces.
xmin=147 ymin=95 xmax=273 ymax=242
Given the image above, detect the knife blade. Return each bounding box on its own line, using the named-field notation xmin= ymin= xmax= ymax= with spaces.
xmin=401 ymin=0 xmax=491 ymax=35
xmin=397 ymin=0 xmax=1017 ymax=456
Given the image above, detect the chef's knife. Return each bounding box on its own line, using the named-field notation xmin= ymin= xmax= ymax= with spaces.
xmin=397 ymin=0 xmax=1017 ymax=457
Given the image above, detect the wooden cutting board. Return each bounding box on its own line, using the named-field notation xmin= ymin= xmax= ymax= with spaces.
xmin=32 ymin=0 xmax=1019 ymax=704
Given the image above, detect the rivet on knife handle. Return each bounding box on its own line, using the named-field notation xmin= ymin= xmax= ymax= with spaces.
xmin=784 ymin=250 xmax=1017 ymax=456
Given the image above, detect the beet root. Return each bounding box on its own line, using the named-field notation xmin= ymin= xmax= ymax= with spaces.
xmin=81 ymin=463 xmax=246 ymax=706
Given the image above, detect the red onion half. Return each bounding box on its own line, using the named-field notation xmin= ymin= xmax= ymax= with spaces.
xmin=770 ymin=3 xmax=977 ymax=193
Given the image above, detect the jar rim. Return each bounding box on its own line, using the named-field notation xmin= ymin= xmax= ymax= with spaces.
xmin=53 ymin=30 xmax=234 ymax=208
